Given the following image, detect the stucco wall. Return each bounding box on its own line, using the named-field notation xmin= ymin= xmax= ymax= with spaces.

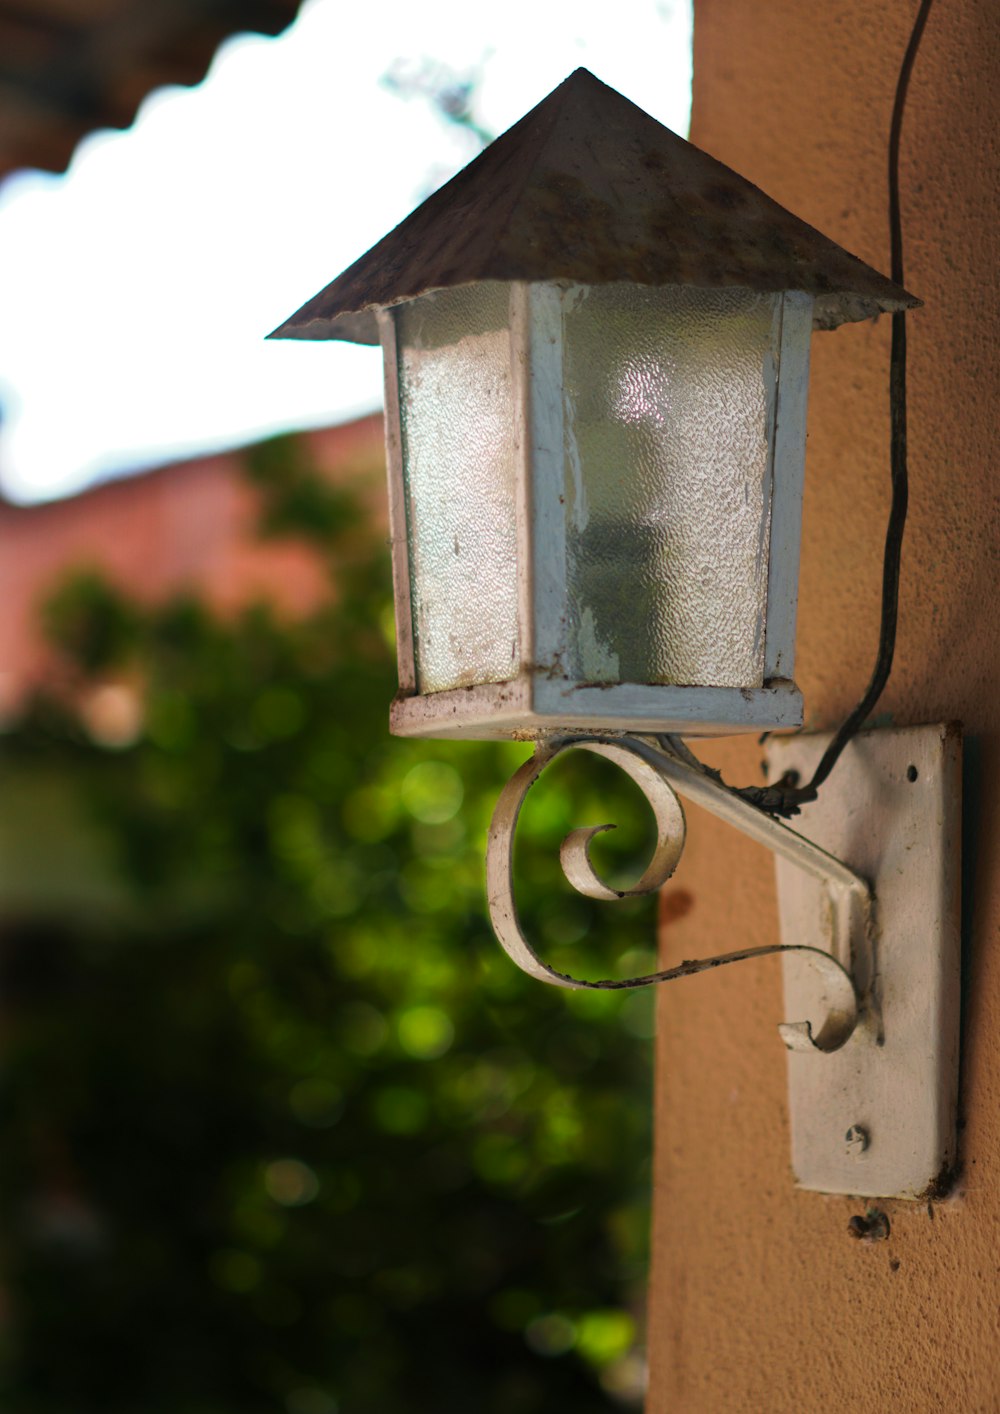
xmin=648 ymin=2 xmax=1000 ymax=1408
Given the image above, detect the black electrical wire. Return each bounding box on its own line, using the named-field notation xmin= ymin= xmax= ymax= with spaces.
xmin=715 ymin=0 xmax=934 ymax=820
xmin=792 ymin=0 xmax=933 ymax=802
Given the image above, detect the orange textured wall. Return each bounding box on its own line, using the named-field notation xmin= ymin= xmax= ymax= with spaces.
xmin=648 ymin=2 xmax=1000 ymax=1409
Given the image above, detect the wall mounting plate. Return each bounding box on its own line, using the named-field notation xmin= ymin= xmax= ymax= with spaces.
xmin=766 ymin=724 xmax=961 ymax=1200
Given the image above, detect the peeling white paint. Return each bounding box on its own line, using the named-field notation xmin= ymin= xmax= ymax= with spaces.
xmin=563 ymin=406 xmax=590 ymax=533
xmin=576 ymin=605 xmax=620 ymax=681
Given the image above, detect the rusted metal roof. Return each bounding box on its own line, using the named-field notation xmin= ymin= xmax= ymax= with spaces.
xmin=0 ymin=0 xmax=303 ymax=181
xmin=272 ymin=67 xmax=917 ymax=344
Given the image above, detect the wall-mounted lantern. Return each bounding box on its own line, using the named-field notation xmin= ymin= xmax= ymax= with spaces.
xmin=273 ymin=68 xmax=913 ymax=742
xmin=271 ymin=70 xmax=960 ymax=1202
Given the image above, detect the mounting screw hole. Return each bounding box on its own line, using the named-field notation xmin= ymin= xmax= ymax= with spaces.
xmin=906 ymin=764 xmax=919 ymax=783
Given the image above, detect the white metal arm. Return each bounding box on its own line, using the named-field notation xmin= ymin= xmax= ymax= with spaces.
xmin=485 ymin=734 xmax=872 ymax=1054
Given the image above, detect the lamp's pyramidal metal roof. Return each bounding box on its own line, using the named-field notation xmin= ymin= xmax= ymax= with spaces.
xmin=270 ymin=67 xmax=917 ymax=344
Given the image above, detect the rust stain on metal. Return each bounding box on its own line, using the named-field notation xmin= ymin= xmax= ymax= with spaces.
xmin=270 ymin=68 xmax=918 ymax=346
xmin=919 ymin=1158 xmax=961 ymax=1202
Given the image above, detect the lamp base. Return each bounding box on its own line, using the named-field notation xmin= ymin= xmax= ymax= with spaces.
xmin=767 ymin=724 xmax=962 ymax=1200
xmin=391 ymin=676 xmax=803 ymax=741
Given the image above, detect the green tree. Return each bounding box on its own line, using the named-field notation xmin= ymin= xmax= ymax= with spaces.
xmin=0 ymin=436 xmax=657 ymax=1413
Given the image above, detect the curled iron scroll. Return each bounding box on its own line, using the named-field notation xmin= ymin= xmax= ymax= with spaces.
xmin=485 ymin=738 xmax=858 ymax=1054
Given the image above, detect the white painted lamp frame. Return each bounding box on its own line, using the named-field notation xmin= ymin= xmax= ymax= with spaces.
xmin=380 ymin=284 xmax=814 ymax=743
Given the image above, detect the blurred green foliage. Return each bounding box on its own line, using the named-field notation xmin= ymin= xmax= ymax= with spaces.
xmin=0 ymin=436 xmax=657 ymax=1413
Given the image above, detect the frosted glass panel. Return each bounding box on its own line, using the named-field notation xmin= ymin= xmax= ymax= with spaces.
xmin=561 ymin=285 xmax=779 ymax=688
xmin=397 ymin=285 xmax=518 ymax=694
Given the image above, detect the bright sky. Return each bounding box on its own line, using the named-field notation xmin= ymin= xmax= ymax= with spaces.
xmin=0 ymin=0 xmax=692 ymax=504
